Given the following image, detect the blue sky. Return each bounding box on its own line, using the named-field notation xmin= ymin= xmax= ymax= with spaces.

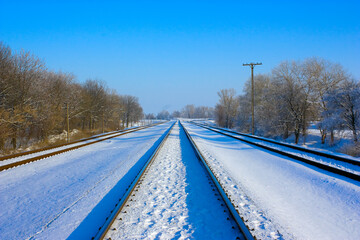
xmin=1 ymin=0 xmax=359 ymax=113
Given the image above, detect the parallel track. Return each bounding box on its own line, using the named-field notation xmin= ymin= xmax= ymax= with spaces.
xmin=95 ymin=121 xmax=254 ymax=240
xmin=0 ymin=122 xmax=164 ymax=172
xmin=190 ymin=121 xmax=360 ymax=182
xmin=0 ymin=128 xmax=132 ymax=162
xmin=192 ymin=121 xmax=360 ymax=166
xmin=181 ymin=122 xmax=254 ymax=240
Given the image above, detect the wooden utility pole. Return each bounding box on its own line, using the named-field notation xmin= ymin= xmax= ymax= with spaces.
xmin=243 ymin=62 xmax=262 ymax=135
xmin=102 ymin=110 xmax=105 ymax=133
xmin=66 ymin=103 xmax=70 ymax=142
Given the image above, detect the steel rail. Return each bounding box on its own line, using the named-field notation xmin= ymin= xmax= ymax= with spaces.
xmin=92 ymin=121 xmax=176 ymax=240
xmin=192 ymin=121 xmax=360 ymax=167
xmin=180 ymin=121 xmax=254 ymax=240
xmin=190 ymin=122 xmax=360 ymax=182
xmin=0 ymin=123 xmax=164 ymax=162
xmin=0 ymin=122 xmax=165 ymax=172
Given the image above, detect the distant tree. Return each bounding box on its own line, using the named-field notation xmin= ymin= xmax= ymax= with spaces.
xmin=182 ymin=104 xmax=195 ymax=118
xmin=0 ymin=42 xmax=145 ymax=152
xmin=0 ymin=42 xmax=14 ymax=149
xmin=271 ymin=61 xmax=316 ymax=144
xmin=303 ymin=58 xmax=348 ymax=144
xmin=171 ymin=110 xmax=181 ymax=119
xmin=215 ymin=89 xmax=239 ymax=128
xmin=145 ymin=113 xmax=156 ymax=120
xmin=157 ymin=110 xmax=170 ymax=120
xmin=8 ymin=49 xmax=45 ymax=148
xmin=215 ymin=104 xmax=225 ymax=127
xmin=121 ymin=95 xmax=143 ymax=127
xmin=81 ymin=79 xmax=107 ymax=130
xmin=324 ymin=79 xmax=360 ymax=142
xmin=239 ymin=74 xmax=272 ymax=134
xmin=33 ymin=71 xmax=76 ymax=140
xmin=194 ymin=106 xmax=214 ymax=118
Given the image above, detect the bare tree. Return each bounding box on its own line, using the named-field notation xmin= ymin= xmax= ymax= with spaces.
xmin=0 ymin=42 xmax=146 ymax=152
xmin=215 ymin=89 xmax=239 ymax=128
xmin=121 ymin=95 xmax=143 ymax=127
xmin=194 ymin=106 xmax=214 ymax=119
xmin=304 ymin=58 xmax=348 ymax=144
xmin=182 ymin=104 xmax=195 ymax=118
xmin=6 ymin=49 xmax=45 ymax=148
xmin=325 ymin=79 xmax=360 ymax=142
xmin=157 ymin=110 xmax=170 ymax=120
xmin=240 ymin=74 xmax=272 ymax=134
xmin=272 ymin=61 xmax=315 ymax=144
xmin=171 ymin=110 xmax=181 ymax=119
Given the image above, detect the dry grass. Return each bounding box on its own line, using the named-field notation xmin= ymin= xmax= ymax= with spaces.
xmin=0 ymin=129 xmax=106 ymax=157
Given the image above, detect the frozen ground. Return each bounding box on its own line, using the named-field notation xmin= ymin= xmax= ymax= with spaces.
xmin=0 ymin=127 xmax=144 ymax=167
xmin=283 ymin=125 xmax=359 ymax=157
xmin=193 ymin=119 xmax=360 ymax=157
xmin=183 ymin=122 xmax=360 ymax=240
xmin=106 ymin=123 xmax=242 ymax=240
xmin=0 ymin=122 xmax=173 ymax=240
xmin=197 ymin=124 xmax=360 ymax=176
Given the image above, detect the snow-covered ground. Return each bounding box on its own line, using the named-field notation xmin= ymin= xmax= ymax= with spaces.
xmin=0 ymin=127 xmax=146 ymax=167
xmin=105 ymin=123 xmax=242 ymax=240
xmin=0 ymin=122 xmax=173 ymax=240
xmin=2 ymin=119 xmax=359 ymax=240
xmin=196 ymin=124 xmax=360 ymax=176
xmin=183 ymin=122 xmax=360 ymax=240
xmin=283 ymin=126 xmax=360 ymax=157
xmin=193 ymin=119 xmax=360 ymax=157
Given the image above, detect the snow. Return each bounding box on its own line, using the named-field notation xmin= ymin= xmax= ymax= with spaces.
xmin=105 ymin=123 xmax=242 ymax=240
xmin=182 ymin=122 xmax=360 ymax=240
xmin=0 ymin=126 xmax=148 ymax=167
xmin=0 ymin=122 xmax=173 ymax=240
xmin=193 ymin=120 xmax=360 ymax=158
xmin=2 ymin=119 xmax=359 ymax=240
xmin=47 ymin=129 xmax=80 ymax=144
xmin=197 ymin=124 xmax=360 ymax=176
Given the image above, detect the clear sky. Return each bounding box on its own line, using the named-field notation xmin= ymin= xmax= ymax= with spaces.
xmin=1 ymin=0 xmax=359 ymax=114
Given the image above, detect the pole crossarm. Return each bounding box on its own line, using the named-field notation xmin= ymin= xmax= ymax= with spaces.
xmin=243 ymin=62 xmax=262 ymax=67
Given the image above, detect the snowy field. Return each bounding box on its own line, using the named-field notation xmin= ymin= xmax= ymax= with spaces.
xmin=0 ymin=122 xmax=173 ymax=240
xmin=183 ymin=122 xmax=360 ymax=240
xmin=193 ymin=119 xmax=360 ymax=157
xmin=0 ymin=127 xmax=145 ymax=167
xmin=2 ymin=119 xmax=359 ymax=240
xmin=196 ymin=124 xmax=360 ymax=176
xmin=106 ymin=123 xmax=242 ymax=239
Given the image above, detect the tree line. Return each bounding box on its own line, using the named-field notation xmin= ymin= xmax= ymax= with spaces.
xmin=215 ymin=58 xmax=360 ymax=147
xmin=150 ymin=104 xmax=215 ymax=120
xmin=0 ymin=42 xmax=143 ymax=152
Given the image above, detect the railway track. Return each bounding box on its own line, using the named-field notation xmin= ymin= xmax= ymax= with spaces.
xmin=92 ymin=121 xmax=254 ymax=240
xmin=190 ymin=121 xmax=360 ymax=182
xmin=0 ymin=122 xmax=164 ymax=172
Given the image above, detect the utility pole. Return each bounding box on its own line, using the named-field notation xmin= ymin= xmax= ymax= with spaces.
xmin=102 ymin=111 xmax=104 ymax=133
xmin=101 ymin=106 xmax=105 ymax=133
xmin=66 ymin=103 xmax=70 ymax=142
xmin=243 ymin=62 xmax=262 ymax=135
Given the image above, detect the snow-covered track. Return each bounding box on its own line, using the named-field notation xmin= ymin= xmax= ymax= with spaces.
xmin=181 ymin=122 xmax=254 ymax=240
xmin=191 ymin=122 xmax=360 ymax=182
xmin=92 ymin=121 xmax=176 ymax=240
xmin=0 ymin=123 xmax=164 ymax=172
xmin=192 ymin=121 xmax=360 ymax=166
xmin=95 ymin=121 xmax=251 ymax=239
